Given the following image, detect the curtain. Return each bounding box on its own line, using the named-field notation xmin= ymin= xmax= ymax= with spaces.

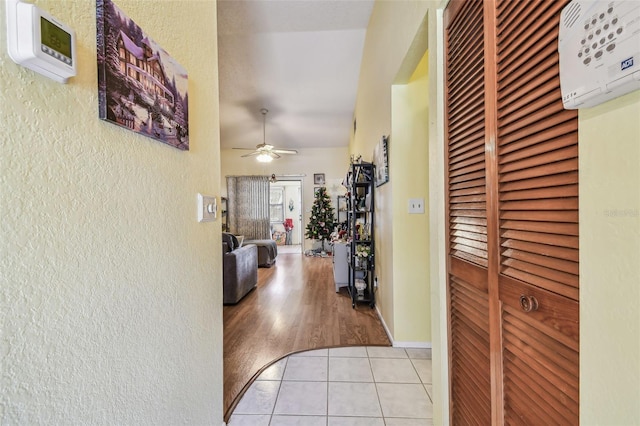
xmin=226 ymin=176 xmax=270 ymax=239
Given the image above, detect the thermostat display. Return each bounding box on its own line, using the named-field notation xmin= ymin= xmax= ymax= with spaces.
xmin=41 ymin=16 xmax=72 ymax=60
xmin=5 ymin=0 xmax=77 ymax=83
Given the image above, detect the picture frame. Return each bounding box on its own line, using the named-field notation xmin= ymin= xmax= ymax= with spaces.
xmin=97 ymin=0 xmax=189 ymax=150
xmin=314 ymin=173 xmax=325 ymax=185
xmin=374 ymin=135 xmax=389 ymax=187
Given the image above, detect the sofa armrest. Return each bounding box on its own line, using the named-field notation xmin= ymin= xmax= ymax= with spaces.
xmin=223 ymin=244 xmax=258 ymax=304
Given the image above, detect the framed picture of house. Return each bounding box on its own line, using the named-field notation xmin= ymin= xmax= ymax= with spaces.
xmin=97 ymin=0 xmax=189 ymax=150
xmin=314 ymin=173 xmax=325 ymax=185
xmin=374 ymin=135 xmax=389 ymax=187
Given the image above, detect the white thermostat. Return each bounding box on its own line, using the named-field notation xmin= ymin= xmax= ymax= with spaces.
xmin=5 ymin=0 xmax=77 ymax=83
xmin=559 ymin=0 xmax=640 ymax=109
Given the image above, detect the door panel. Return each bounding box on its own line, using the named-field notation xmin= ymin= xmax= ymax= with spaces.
xmin=446 ymin=0 xmax=579 ymax=423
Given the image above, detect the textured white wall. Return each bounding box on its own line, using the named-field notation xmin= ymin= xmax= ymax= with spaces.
xmin=0 ymin=0 xmax=223 ymax=424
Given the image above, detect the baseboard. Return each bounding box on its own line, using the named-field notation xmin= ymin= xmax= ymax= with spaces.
xmin=393 ymin=341 xmax=432 ymax=349
xmin=375 ymin=305 xmax=394 ymax=344
xmin=375 ymin=306 xmax=431 ymax=349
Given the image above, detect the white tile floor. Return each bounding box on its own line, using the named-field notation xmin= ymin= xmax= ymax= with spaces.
xmin=228 ymin=346 xmax=433 ymax=426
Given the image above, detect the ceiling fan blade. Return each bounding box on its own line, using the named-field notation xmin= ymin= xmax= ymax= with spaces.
xmin=233 ymin=147 xmax=257 ymax=151
xmin=271 ymin=152 xmax=281 ymax=159
xmin=272 ymin=149 xmax=298 ymax=155
xmin=240 ymin=151 xmax=260 ymax=157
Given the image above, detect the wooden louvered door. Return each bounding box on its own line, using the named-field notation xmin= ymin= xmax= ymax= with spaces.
xmin=495 ymin=0 xmax=579 ymax=424
xmin=444 ymin=0 xmax=492 ymax=424
xmin=445 ymin=0 xmax=579 ymax=424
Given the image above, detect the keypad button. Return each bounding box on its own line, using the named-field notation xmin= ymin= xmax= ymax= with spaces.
xmin=617 ymin=27 xmax=623 ymax=35
xmin=584 ymin=57 xmax=592 ymax=65
xmin=595 ymin=50 xmax=603 ymax=59
xmin=607 ymin=43 xmax=616 ymax=52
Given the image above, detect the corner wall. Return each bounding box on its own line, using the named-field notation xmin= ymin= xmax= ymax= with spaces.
xmin=352 ymin=0 xmax=431 ymax=345
xmin=390 ymin=51 xmax=431 ymax=344
xmin=0 ymin=0 xmax=223 ymax=423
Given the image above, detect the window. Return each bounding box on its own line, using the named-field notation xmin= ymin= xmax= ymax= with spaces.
xmin=270 ymin=187 xmax=284 ymax=223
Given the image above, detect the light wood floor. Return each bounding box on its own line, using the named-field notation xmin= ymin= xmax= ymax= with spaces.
xmin=223 ymin=253 xmax=391 ymax=418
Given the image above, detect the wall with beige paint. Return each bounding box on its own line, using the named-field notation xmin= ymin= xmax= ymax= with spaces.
xmin=0 ymin=0 xmax=223 ymax=423
xmin=220 ymin=147 xmax=349 ymax=251
xmin=579 ymin=91 xmax=640 ymax=424
xmin=352 ymin=0 xmax=431 ymax=344
xmin=390 ymin=51 xmax=430 ymax=344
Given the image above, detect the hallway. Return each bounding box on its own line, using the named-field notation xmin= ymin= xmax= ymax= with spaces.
xmin=223 ymin=253 xmax=392 ymax=419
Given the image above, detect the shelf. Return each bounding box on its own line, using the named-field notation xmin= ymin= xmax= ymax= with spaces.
xmin=346 ymin=162 xmax=376 ymax=309
xmin=347 ymin=285 xmax=374 ymax=307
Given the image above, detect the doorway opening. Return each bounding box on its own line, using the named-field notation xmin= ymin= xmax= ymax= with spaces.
xmin=269 ymin=179 xmax=303 ymax=254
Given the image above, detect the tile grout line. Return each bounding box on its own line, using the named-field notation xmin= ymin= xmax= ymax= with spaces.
xmin=268 ymin=357 xmax=287 ymax=425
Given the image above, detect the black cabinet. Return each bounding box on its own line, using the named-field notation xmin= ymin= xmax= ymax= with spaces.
xmin=346 ymin=162 xmax=375 ymax=309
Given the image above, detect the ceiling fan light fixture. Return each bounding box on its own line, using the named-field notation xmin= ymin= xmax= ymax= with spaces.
xmin=234 ymin=108 xmax=298 ymax=160
xmin=256 ymin=152 xmax=273 ymax=163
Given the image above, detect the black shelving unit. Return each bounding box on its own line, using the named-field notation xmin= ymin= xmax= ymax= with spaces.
xmin=221 ymin=197 xmax=229 ymax=232
xmin=346 ymin=162 xmax=375 ymax=309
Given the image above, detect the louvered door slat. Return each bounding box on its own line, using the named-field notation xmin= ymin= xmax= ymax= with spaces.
xmin=449 ymin=129 xmax=485 ymax=159
xmin=449 ymin=69 xmax=483 ymax=112
xmin=501 ymin=159 xmax=577 ymax=184
xmin=501 ymin=238 xmax=577 ymax=262
xmin=450 ymin=273 xmax=491 ymax=425
xmin=499 ymin=50 xmax=557 ymax=100
xmin=499 ymin=109 xmax=576 ymax=146
xmin=501 ymin=209 xmax=578 ymax=223
xmin=502 ymin=248 xmax=578 ymax=275
xmin=449 ymin=49 xmax=484 ymax=97
xmin=450 ymin=176 xmax=486 ymax=192
xmin=501 ymin=220 xmax=578 ymax=236
xmin=446 ymin=0 xmax=487 ymax=269
xmin=501 ymin=132 xmax=576 ymax=162
xmin=497 ymin=2 xmax=566 ymax=73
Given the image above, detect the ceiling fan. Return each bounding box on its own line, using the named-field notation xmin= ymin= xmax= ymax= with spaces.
xmin=233 ymin=108 xmax=298 ymax=162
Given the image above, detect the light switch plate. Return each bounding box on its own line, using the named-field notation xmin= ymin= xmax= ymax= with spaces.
xmin=197 ymin=194 xmax=217 ymax=222
xmin=408 ymin=198 xmax=425 ymax=214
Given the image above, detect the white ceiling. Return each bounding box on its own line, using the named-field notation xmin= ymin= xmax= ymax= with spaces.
xmin=217 ymin=0 xmax=375 ymax=151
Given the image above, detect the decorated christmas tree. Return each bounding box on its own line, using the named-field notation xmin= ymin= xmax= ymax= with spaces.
xmin=305 ymin=187 xmax=336 ymax=252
